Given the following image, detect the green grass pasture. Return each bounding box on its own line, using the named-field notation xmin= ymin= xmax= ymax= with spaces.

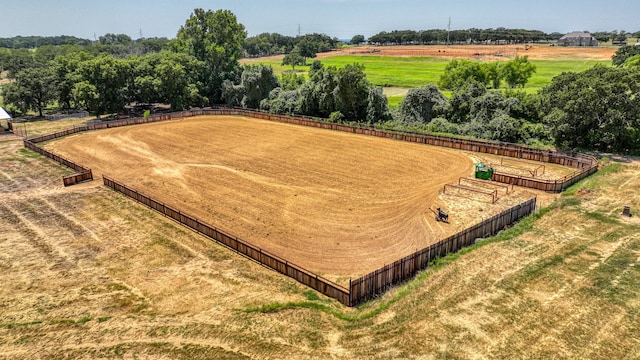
xmin=252 ymin=55 xmax=611 ymax=97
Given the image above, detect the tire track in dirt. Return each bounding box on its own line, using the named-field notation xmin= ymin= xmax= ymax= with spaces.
xmin=0 ymin=201 xmax=74 ymax=268
xmin=544 ymin=233 xmax=637 ymax=305
xmin=54 ymin=337 xmax=250 ymax=358
xmin=0 ymin=167 xmax=22 ymax=193
xmin=35 ymin=196 xmax=102 ymax=243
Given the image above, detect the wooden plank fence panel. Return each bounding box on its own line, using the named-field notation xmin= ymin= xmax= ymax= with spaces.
xmin=27 ymin=107 xmax=595 ymax=306
xmin=348 ymin=197 xmax=537 ymax=306
xmin=101 ymin=175 xmax=351 ymax=305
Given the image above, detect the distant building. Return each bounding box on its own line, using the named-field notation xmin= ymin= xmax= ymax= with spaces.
xmin=557 ymin=32 xmax=598 ymax=46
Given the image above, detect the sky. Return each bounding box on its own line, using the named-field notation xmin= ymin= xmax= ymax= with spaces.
xmin=1 ymin=0 xmax=639 ymax=40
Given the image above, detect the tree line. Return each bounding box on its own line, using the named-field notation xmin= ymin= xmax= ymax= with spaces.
xmin=0 ymin=35 xmax=92 ymax=48
xmin=1 ymin=9 xmax=640 ymax=153
xmin=0 ymin=32 xmax=338 ymax=60
xmin=366 ymin=28 xmax=562 ymax=45
xmin=244 ymin=33 xmax=339 ymax=58
xmin=362 ymin=28 xmax=640 ymax=46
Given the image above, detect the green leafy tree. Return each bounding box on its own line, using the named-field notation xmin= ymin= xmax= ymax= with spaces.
xmin=484 ymin=62 xmax=502 ymax=89
xmin=2 ymin=82 xmax=29 ymax=115
xmin=623 ymin=54 xmax=640 ymax=68
xmin=299 ymin=62 xmax=338 ymax=117
xmin=175 ymin=8 xmax=247 ymax=104
xmin=333 ymin=63 xmax=370 ymax=121
xmin=438 ymin=59 xmax=488 ymax=90
xmin=2 ymin=66 xmax=57 ymax=117
xmin=366 ymin=86 xmax=390 ymax=123
xmin=539 ymin=66 xmax=640 ymax=151
xmin=260 ymin=88 xmax=301 ymax=114
xmin=72 ymin=81 xmax=100 ymax=116
xmin=52 ymin=51 xmax=94 ymax=109
xmin=265 ymin=61 xmax=387 ymax=123
xmin=612 ymin=45 xmax=640 ymax=66
xmin=222 ymin=65 xmax=280 ymax=108
xmin=282 ymin=52 xmax=305 ymax=69
xmin=500 ymin=55 xmax=536 ymax=88
xmin=447 ymin=80 xmax=487 ymax=123
xmin=398 ymin=85 xmax=448 ymax=123
xmin=99 ymin=33 xmax=132 ymax=45
xmin=280 ymin=71 xmax=305 ymax=91
xmin=350 ymin=35 xmax=366 ymax=45
xmin=0 ymin=49 xmax=11 ymax=72
xmin=4 ymin=49 xmax=36 ymax=78
xmin=294 ymin=38 xmax=318 ymax=63
xmin=129 ymin=54 xmax=160 ymax=106
xmin=73 ymin=55 xmax=130 ymax=116
xmin=154 ymin=52 xmax=207 ymax=110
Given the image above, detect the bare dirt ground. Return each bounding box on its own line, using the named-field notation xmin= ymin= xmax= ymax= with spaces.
xmin=249 ymin=44 xmax=617 ymax=62
xmin=44 ymin=116 xmax=543 ymax=283
xmin=335 ymin=44 xmax=617 ymax=61
xmin=466 ymin=152 xmax=578 ymax=181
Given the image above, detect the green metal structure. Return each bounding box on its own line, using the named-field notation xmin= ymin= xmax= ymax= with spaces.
xmin=475 ymin=163 xmax=493 ymax=180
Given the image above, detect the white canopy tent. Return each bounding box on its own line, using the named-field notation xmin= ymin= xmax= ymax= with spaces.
xmin=0 ymin=107 xmax=11 ymax=131
xmin=0 ymin=107 xmax=10 ymax=120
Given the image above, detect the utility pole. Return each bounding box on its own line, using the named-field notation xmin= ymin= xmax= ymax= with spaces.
xmin=298 ymin=24 xmax=301 ymax=37
xmin=447 ymin=17 xmax=451 ymax=46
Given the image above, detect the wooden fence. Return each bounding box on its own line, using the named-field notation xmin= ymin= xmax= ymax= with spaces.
xmin=349 ymin=197 xmax=537 ymax=306
xmin=200 ymin=107 xmax=598 ymax=193
xmin=102 ymin=175 xmax=351 ymax=306
xmin=23 ymin=138 xmax=93 ymax=186
xmin=15 ymin=107 xmax=597 ymax=192
xmin=103 ymin=172 xmax=535 ymax=306
xmin=16 ymin=107 xmax=593 ymax=305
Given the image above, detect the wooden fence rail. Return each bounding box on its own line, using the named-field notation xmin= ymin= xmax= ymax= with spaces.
xmin=201 ymin=107 xmax=598 ymax=193
xmin=23 ymin=138 xmax=93 ymax=186
xmin=349 ymin=197 xmax=537 ymax=306
xmin=17 ymin=107 xmax=597 ymax=193
xmin=102 ymin=175 xmax=352 ymax=306
xmin=17 ymin=107 xmax=593 ymax=305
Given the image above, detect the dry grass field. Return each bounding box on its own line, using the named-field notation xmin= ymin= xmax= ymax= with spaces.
xmin=1 ymin=116 xmax=639 ymax=358
xmin=44 ymin=116 xmax=538 ymax=284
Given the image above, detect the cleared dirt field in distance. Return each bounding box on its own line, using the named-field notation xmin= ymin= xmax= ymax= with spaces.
xmin=318 ymin=44 xmax=617 ymax=61
xmin=45 ymin=115 xmax=544 ymax=283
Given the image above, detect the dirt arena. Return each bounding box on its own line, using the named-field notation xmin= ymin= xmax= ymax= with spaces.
xmin=46 ymin=116 xmax=539 ymax=283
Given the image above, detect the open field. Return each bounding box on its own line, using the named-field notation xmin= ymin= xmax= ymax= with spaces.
xmin=1 ymin=117 xmax=639 ymax=358
xmin=243 ymin=44 xmax=616 ymax=101
xmin=251 ymin=55 xmax=609 ymax=90
xmin=43 ymin=115 xmax=542 ymax=283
